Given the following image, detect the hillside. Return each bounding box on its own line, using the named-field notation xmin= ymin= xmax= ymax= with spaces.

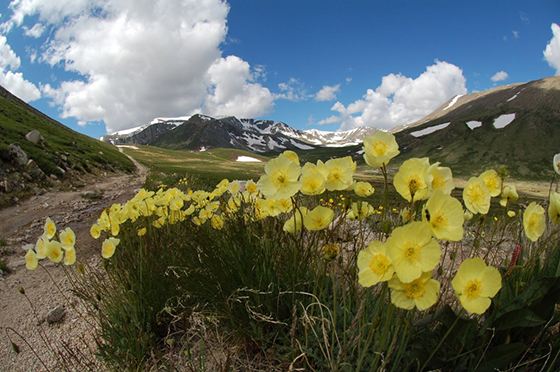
xmin=392 ymin=76 xmax=560 ymax=179
xmin=0 ymin=85 xmax=135 ymax=207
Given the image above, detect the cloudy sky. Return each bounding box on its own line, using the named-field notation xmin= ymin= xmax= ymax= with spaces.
xmin=0 ymin=0 xmax=559 ymax=137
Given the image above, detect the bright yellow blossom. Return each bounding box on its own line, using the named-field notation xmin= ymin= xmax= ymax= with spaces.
xmin=46 ymin=240 xmax=63 ymax=263
xmin=211 ymin=215 xmax=225 ymax=230
xmin=362 ymin=131 xmax=400 ymax=168
xmin=280 ymin=150 xmax=300 ymax=165
xmin=499 ymin=184 xmax=518 ymax=207
xmin=44 ymin=217 xmax=56 ymax=239
xmin=245 ymin=180 xmax=258 ymax=194
xmin=479 ymin=169 xmax=502 ymax=197
xmin=357 ymin=241 xmax=394 ymax=287
xmin=228 ymin=181 xmax=241 ymax=195
xmin=317 ymin=157 xmax=355 ymax=191
xmin=387 ymin=221 xmax=441 ymax=283
xmin=393 ymin=158 xmax=432 ymax=202
xmin=35 ymin=236 xmax=48 ymax=259
xmin=283 ymin=207 xmax=309 ymax=234
xmin=25 ymin=248 xmax=38 ymax=270
xmin=428 ymin=162 xmax=454 ymax=195
xmin=347 ymin=201 xmax=374 ymax=221
xmin=389 ymin=272 xmax=440 ymax=311
xmin=452 ymin=258 xmax=501 ymax=314
xmin=64 ymin=247 xmax=76 ymax=266
xmin=303 ymin=206 xmax=335 ymax=231
xmin=423 ymin=191 xmax=464 ymax=241
xmin=507 ymin=210 xmax=516 ymax=218
xmin=354 ymin=181 xmax=375 ymax=197
xmin=548 ymin=192 xmax=560 ymax=224
xmin=101 ymin=237 xmax=120 ymax=259
xmin=300 ymin=162 xmax=326 ymax=195
xmin=59 ymin=227 xmax=76 ymax=250
xmin=523 ymin=202 xmax=546 ymax=242
xmin=257 ymin=155 xmax=301 ymax=199
xmin=463 ymin=177 xmax=491 ymax=214
xmin=137 ymin=227 xmax=147 ymax=236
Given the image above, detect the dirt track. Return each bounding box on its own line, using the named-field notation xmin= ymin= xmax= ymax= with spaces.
xmin=0 ymin=155 xmax=147 ymax=371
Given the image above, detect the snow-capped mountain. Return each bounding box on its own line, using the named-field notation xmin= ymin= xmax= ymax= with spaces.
xmin=101 ymin=114 xmax=376 ymax=152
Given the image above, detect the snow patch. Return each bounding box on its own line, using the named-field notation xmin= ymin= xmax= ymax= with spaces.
xmin=410 ymin=122 xmax=451 ymax=137
xmin=506 ymin=92 xmax=519 ymax=102
xmin=114 ymin=125 xmax=145 ymax=136
xmin=443 ymin=95 xmax=463 ymax=111
xmin=236 ymin=156 xmax=262 ymax=163
xmin=290 ymin=139 xmax=314 ymax=150
xmin=116 ymin=145 xmax=139 ymax=150
xmin=493 ymin=113 xmax=516 ymax=129
xmin=466 ymin=121 xmax=482 ymax=130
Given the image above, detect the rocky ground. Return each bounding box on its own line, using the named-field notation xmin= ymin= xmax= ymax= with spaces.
xmin=0 ymin=154 xmax=147 ymax=371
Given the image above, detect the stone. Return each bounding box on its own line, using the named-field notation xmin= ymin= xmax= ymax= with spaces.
xmin=8 ymin=144 xmax=28 ymax=167
xmin=46 ymin=305 xmax=66 ymax=324
xmin=56 ymin=166 xmax=66 ymax=176
xmin=26 ymin=159 xmax=46 ymax=180
xmin=25 ymin=130 xmax=44 ymax=145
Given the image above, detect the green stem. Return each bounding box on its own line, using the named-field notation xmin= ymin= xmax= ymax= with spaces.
xmin=420 ymin=313 xmax=461 ymax=371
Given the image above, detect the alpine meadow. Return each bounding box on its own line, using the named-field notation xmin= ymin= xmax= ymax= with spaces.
xmin=1 ymin=1 xmax=560 ymax=371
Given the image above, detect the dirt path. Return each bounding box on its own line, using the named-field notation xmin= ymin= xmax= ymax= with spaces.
xmin=0 ymin=154 xmax=147 ymax=371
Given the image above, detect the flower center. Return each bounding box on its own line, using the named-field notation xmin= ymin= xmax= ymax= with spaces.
xmin=404 ymin=280 xmax=425 ymax=299
xmin=369 ymin=254 xmax=390 ymax=275
xmin=373 ymin=141 xmax=387 ymax=156
xmin=464 ymin=279 xmax=482 ymax=299
xmin=404 ymin=244 xmax=419 ymax=261
xmin=431 ymin=214 xmax=446 ymax=229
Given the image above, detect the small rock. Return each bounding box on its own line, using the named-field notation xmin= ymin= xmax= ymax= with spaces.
xmin=25 ymin=130 xmax=44 ymax=145
xmin=46 ymin=305 xmax=66 ymax=324
xmin=56 ymin=166 xmax=66 ymax=176
xmin=60 ymin=154 xmax=68 ymax=162
xmin=8 ymin=144 xmax=28 ymax=167
xmin=26 ymin=159 xmax=46 ymax=180
xmin=49 ymin=174 xmax=58 ymax=180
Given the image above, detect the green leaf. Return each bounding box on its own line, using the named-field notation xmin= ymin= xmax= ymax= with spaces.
xmin=476 ymin=342 xmax=526 ymax=372
xmin=494 ymin=308 xmax=546 ymax=330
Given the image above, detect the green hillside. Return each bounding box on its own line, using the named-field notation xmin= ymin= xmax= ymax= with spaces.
xmin=0 ymin=85 xmax=134 ymax=206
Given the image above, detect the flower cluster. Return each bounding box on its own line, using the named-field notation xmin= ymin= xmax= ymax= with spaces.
xmin=24 ymin=217 xmax=76 ymax=270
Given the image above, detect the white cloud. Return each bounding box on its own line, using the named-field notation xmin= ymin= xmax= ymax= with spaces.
xmin=544 ymin=23 xmax=560 ymax=75
xmin=0 ymin=35 xmax=21 ymax=70
xmin=314 ymin=84 xmax=340 ymax=101
xmin=491 ymin=70 xmax=508 ymax=82
xmin=9 ymin=0 xmax=273 ymax=132
xmin=275 ymin=78 xmax=308 ymax=101
xmin=317 ymin=115 xmax=340 ymax=125
xmin=23 ymin=22 xmax=45 ymax=38
xmin=320 ymin=60 xmax=466 ymax=130
xmin=0 ymin=70 xmax=41 ymax=102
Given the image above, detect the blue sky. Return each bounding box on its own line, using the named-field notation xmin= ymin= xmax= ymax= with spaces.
xmin=0 ymin=0 xmax=558 ymax=139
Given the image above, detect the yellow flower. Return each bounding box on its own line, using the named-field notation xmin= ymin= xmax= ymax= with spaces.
xmin=63 ymin=247 xmax=76 ymax=266
xmin=90 ymin=224 xmax=101 ymax=239
xmin=464 ymin=210 xmax=473 ymax=221
xmin=507 ymin=210 xmax=516 ymax=218
xmin=322 ymin=243 xmax=340 ymax=260
xmin=97 ymin=210 xmax=110 ymax=230
xmin=393 ymin=158 xmax=431 ymax=202
xmin=499 ymin=184 xmax=518 ymax=207
xmin=280 ymin=150 xmax=300 ymax=165
xmin=548 ymin=192 xmax=560 ymax=224
xmin=386 ymin=221 xmax=441 ymax=283
xmin=347 ymin=201 xmax=374 ymax=221
xmin=101 ymin=237 xmax=120 ymax=259
xmin=479 ymin=169 xmax=502 ymax=197
xmin=46 ymin=240 xmax=63 ymax=263
xmin=354 ymin=181 xmax=375 ymax=197
xmin=25 ymin=248 xmax=38 ymax=270
xmin=303 ymin=206 xmax=335 ymax=231
xmin=59 ymin=227 xmax=76 ymax=250
xmin=283 ymin=207 xmax=309 ymax=234
xmin=317 ymin=157 xmax=355 ymax=191
xmin=228 ymin=181 xmax=241 ymax=195
xmin=423 ymin=191 xmax=464 ymax=241
xmin=169 ymin=197 xmax=184 ymax=211
xmin=357 ymin=241 xmax=394 ymax=287
xmin=211 ymin=215 xmax=225 ymax=230
xmin=400 ymin=207 xmax=413 ymax=223
xmin=428 ymin=162 xmax=454 ymax=195
xmin=137 ymin=227 xmax=147 ymax=236
xmin=451 ymin=258 xmax=502 ymax=314
xmin=35 ymin=236 xmax=48 ymax=259
xmin=463 ymin=177 xmax=491 ymax=214
xmin=44 ymin=217 xmax=56 ymax=239
xmin=362 ymin=131 xmax=400 ymax=168
xmin=389 ymin=272 xmax=440 ymax=311
xmin=553 ymin=153 xmax=560 ymax=175
xmin=300 ymin=162 xmax=326 ymax=195
xmin=245 ymin=180 xmax=258 ymax=194
xmin=257 ymin=155 xmax=301 ymax=199
xmin=523 ymin=202 xmax=546 ymax=242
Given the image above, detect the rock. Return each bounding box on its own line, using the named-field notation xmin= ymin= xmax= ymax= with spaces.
xmin=8 ymin=144 xmax=28 ymax=167
xmin=49 ymin=174 xmax=58 ymax=180
xmin=46 ymin=305 xmax=66 ymax=324
xmin=26 ymin=159 xmax=46 ymax=180
xmin=60 ymin=154 xmax=68 ymax=162
xmin=56 ymin=166 xmax=66 ymax=176
xmin=25 ymin=130 xmax=44 ymax=145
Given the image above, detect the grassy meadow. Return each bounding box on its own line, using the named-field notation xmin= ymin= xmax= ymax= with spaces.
xmin=16 ymin=137 xmax=560 ymax=371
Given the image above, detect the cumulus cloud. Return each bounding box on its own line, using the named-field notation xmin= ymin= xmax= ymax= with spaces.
xmin=0 ymin=34 xmax=40 ymax=102
xmin=319 ymin=60 xmax=467 ymax=130
xmin=314 ymin=84 xmax=340 ymax=101
xmin=317 ymin=115 xmax=340 ymax=125
xmin=544 ymin=23 xmax=560 ymax=75
xmin=275 ymin=78 xmax=309 ymax=102
xmin=23 ymin=22 xmax=45 ymax=38
xmin=491 ymin=70 xmax=508 ymax=82
xmin=9 ymin=0 xmax=274 ymax=132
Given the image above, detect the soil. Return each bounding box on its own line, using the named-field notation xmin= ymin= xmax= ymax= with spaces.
xmin=0 ymin=154 xmax=147 ymax=371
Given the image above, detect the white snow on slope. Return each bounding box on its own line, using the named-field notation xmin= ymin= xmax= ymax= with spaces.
xmin=236 ymin=156 xmax=262 ymax=162
xmin=443 ymin=95 xmax=463 ymax=111
xmin=114 ymin=125 xmax=145 ymax=135
xmin=116 ymin=145 xmax=140 ymax=150
xmin=466 ymin=120 xmax=482 ymax=130
xmin=290 ymin=139 xmax=314 ymax=150
xmin=410 ymin=122 xmax=451 ymax=137
xmin=493 ymin=113 xmax=516 ymax=129
xmin=506 ymin=93 xmax=519 ymax=102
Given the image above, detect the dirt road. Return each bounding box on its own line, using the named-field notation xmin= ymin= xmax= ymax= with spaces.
xmin=0 ymin=155 xmax=147 ymax=371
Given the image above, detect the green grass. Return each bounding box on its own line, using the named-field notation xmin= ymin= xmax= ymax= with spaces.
xmin=121 ymin=145 xmax=268 ymax=188
xmin=0 ymin=86 xmax=134 ymax=177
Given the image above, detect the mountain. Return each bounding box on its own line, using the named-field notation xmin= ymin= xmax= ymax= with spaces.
xmin=102 ymin=115 xmax=378 ymax=152
xmin=393 ymin=76 xmax=560 ymax=179
xmin=0 ymin=85 xmax=134 ymax=207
